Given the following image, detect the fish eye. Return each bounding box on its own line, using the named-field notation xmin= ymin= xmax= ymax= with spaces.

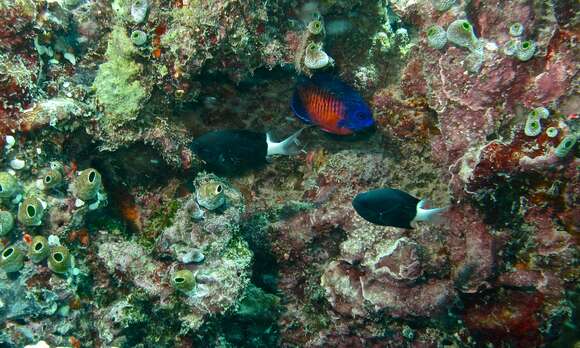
xmin=356 ymin=112 xmax=367 ymax=119
xmin=215 ymin=184 xmax=222 ymax=194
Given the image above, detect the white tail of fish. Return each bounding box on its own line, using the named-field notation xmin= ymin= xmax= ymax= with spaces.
xmin=266 ymin=128 xmax=305 ymax=156
xmin=413 ymin=199 xmax=448 ymax=225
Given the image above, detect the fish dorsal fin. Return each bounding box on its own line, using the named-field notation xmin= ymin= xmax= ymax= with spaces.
xmin=313 ymin=73 xmax=372 ymax=118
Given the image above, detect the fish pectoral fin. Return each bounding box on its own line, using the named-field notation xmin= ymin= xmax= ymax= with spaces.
xmin=291 ymin=92 xmax=313 ymax=124
xmin=319 ymin=127 xmax=335 ymax=133
xmin=337 ymin=118 xmax=348 ymax=128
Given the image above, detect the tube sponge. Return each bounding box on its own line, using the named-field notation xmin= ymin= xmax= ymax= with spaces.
xmin=516 ymin=40 xmax=536 ymax=61
xmin=48 ymin=245 xmax=71 ymax=274
xmin=447 ymin=19 xmax=478 ymax=50
xmin=131 ymin=0 xmax=149 ymax=24
xmin=0 ymin=210 xmax=14 ymax=236
xmin=509 ymin=23 xmax=524 ymax=37
xmin=41 ymin=169 xmax=63 ymax=190
xmin=0 ymin=172 xmax=19 ymax=199
xmin=426 ymin=25 xmax=447 ymax=49
xmin=531 ymin=107 xmax=550 ymax=119
xmin=29 ymin=235 xmax=49 ymax=263
xmin=555 ymin=135 xmax=577 ymax=158
xmin=17 ymin=196 xmax=46 ymax=226
xmin=73 ymin=168 xmax=102 ymax=201
xmin=503 ymin=39 xmax=518 ymax=56
xmin=130 ymin=30 xmax=147 ymax=46
xmin=0 ymin=245 xmax=24 ymax=273
xmin=524 ymin=113 xmax=542 ymax=137
xmin=304 ymin=42 xmax=333 ymax=70
xmin=432 ymin=0 xmax=456 ymax=11
xmin=307 ymin=19 xmax=324 ymax=35
xmin=172 ymin=269 xmax=195 ymax=293
xmin=546 ymin=127 xmax=558 ymax=138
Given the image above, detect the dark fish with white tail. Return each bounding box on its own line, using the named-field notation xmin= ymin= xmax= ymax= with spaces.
xmin=189 ymin=129 xmax=303 ymax=175
xmin=352 ymin=188 xmax=447 ymax=229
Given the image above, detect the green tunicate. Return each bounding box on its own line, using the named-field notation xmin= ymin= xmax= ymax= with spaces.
xmin=546 ymin=127 xmax=558 ymax=138
xmin=0 ymin=245 xmax=24 ymax=273
xmin=446 ymin=19 xmax=478 ymax=50
xmin=17 ymin=196 xmax=45 ymax=226
xmin=29 ymin=235 xmax=50 ymax=263
xmin=74 ymin=168 xmax=102 ymax=201
xmin=432 ymin=0 xmax=456 ymax=11
xmin=509 ymin=22 xmax=524 ymax=37
xmin=524 ymin=113 xmax=542 ymax=137
xmin=554 ymin=134 xmax=577 ymax=158
xmin=426 ymin=25 xmax=447 ymax=49
xmin=130 ymin=30 xmax=147 ymax=46
xmin=307 ymin=20 xmax=324 ymax=35
xmin=503 ymin=39 xmax=518 ymax=56
xmin=0 ymin=172 xmax=19 ymax=199
xmin=516 ymin=40 xmax=536 ymax=61
xmin=171 ymin=269 xmax=195 ymax=292
xmin=0 ymin=211 xmax=14 ymax=236
xmin=48 ymin=245 xmax=71 ymax=274
xmin=531 ymin=106 xmax=550 ymax=119
xmin=42 ymin=169 xmax=63 ymax=190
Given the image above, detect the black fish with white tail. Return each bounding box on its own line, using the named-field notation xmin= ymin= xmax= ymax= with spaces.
xmin=189 ymin=129 xmax=303 ymax=174
xmin=352 ymin=188 xmax=446 ymax=228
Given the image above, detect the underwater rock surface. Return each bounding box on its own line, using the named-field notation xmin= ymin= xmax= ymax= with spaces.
xmin=0 ymin=0 xmax=578 ymax=347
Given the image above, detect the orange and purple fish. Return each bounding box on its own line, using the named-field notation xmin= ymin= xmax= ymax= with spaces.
xmin=291 ymin=73 xmax=374 ymax=135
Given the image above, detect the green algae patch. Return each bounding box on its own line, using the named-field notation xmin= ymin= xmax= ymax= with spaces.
xmin=223 ymin=236 xmax=253 ymax=268
xmin=93 ymin=26 xmax=149 ymax=143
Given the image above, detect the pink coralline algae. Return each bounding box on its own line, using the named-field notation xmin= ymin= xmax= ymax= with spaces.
xmin=445 ymin=204 xmax=496 ymax=293
xmin=320 ymin=203 xmax=496 ymax=319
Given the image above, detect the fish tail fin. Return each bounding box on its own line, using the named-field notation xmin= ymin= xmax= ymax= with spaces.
xmin=414 ymin=199 xmax=449 ymax=225
xmin=266 ymin=127 xmax=306 ymax=156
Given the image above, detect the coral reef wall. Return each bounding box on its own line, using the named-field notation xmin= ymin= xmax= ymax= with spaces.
xmin=0 ymin=0 xmax=578 ymax=347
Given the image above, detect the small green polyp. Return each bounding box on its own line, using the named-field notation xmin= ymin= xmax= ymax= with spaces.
xmin=29 ymin=235 xmax=50 ymax=263
xmin=171 ymin=269 xmax=195 ymax=293
xmin=0 ymin=172 xmax=19 ymax=199
xmin=0 ymin=245 xmax=24 ymax=273
xmin=48 ymin=245 xmax=71 ymax=274
xmin=17 ymin=196 xmax=45 ymax=226
xmin=0 ymin=210 xmax=14 ymax=236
